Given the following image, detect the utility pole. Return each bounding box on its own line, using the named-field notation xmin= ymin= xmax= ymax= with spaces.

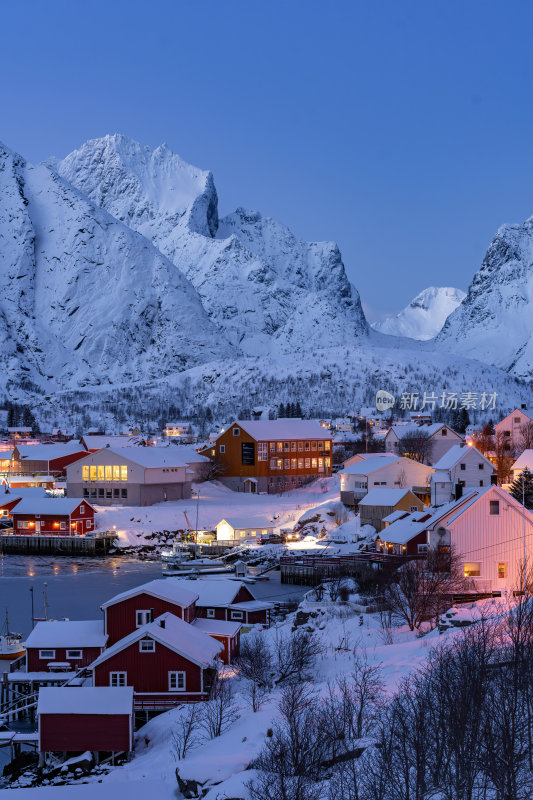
xmin=523 ymin=471 xmax=528 ymax=600
xmin=30 ymin=586 xmax=34 ymax=629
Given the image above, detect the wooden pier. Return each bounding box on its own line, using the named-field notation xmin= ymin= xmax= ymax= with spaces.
xmin=0 ymin=530 xmax=117 ymax=556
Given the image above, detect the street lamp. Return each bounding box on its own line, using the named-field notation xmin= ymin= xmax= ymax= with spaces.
xmin=523 ymin=470 xmax=528 ymax=600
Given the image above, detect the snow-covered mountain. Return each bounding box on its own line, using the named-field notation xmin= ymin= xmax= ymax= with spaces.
xmin=0 ymin=142 xmax=233 ymax=391
xmin=372 ymin=287 xmax=465 ymax=340
xmin=436 ymin=218 xmax=533 ymax=379
xmin=55 ymin=135 xmax=369 ymax=355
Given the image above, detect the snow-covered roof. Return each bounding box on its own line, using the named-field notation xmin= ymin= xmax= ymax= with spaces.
xmin=192 ymin=618 xmax=242 ymax=636
xmin=101 ymin=578 xmax=199 ymax=610
xmin=229 ymin=600 xmax=274 ymax=611
xmin=164 ymin=578 xmax=254 ymax=607
xmin=511 ymin=450 xmax=533 ymax=473
xmin=91 ymin=447 xmax=205 ymax=468
xmin=91 ymin=613 xmax=222 ymax=669
xmin=25 ymin=620 xmax=107 ymax=649
xmin=216 ymin=517 xmax=274 ymax=530
xmin=0 ymin=487 xmax=49 ymax=505
xmin=0 ymin=449 xmax=13 ymax=459
xmin=230 ymin=419 xmax=332 ymax=441
xmin=341 ymin=455 xmax=403 ymax=476
xmin=387 ymin=423 xmax=450 ymax=440
xmin=382 ymin=509 xmax=411 ymax=524
xmin=38 ymin=686 xmax=133 ymax=716
xmin=16 ymin=443 xmax=86 ymax=460
xmin=358 ymin=488 xmax=414 ymax=507
xmin=82 ymin=435 xmax=144 ymax=450
xmin=433 ymin=444 xmax=493 ymax=471
xmin=11 ymin=497 xmax=91 ymax=515
xmin=380 ymin=490 xmax=480 ymax=544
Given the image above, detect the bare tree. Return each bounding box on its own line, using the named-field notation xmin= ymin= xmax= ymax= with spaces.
xmin=195 ymin=458 xmax=228 ymax=482
xmin=235 ymin=634 xmax=273 ymax=712
xmin=200 ymin=674 xmax=239 ymax=738
xmin=494 ymin=430 xmax=515 ymax=485
xmin=520 ymin=420 xmax=533 ymax=452
xmin=172 ymin=702 xmax=202 ymax=759
xmin=397 ymin=430 xmax=433 ymax=464
xmin=275 ymin=629 xmax=323 ymax=684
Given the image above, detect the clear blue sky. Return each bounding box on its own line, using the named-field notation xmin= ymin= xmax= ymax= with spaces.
xmin=2 ymin=0 xmax=533 ymax=314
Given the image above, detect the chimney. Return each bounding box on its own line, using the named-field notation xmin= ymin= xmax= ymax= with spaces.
xmin=522 ymin=403 xmax=527 ymax=410
xmin=159 ymin=618 xmax=166 ymax=629
xmin=455 ymin=483 xmax=463 ymax=501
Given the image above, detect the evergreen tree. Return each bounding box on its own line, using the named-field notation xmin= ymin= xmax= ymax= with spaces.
xmin=278 ymin=403 xmax=285 ymax=418
xmin=295 ymin=400 xmax=303 ymax=418
xmin=509 ymin=468 xmax=533 ymax=511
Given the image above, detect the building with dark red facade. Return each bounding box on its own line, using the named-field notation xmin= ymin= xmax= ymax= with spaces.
xmin=25 ymin=620 xmax=108 ymax=672
xmin=11 ymin=497 xmax=96 ymax=535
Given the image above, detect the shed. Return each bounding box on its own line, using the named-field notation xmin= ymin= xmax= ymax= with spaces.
xmin=38 ymin=686 xmax=133 ymax=755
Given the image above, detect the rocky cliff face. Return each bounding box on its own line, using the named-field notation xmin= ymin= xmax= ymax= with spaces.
xmin=373 ymin=286 xmax=465 ymax=340
xmin=56 ymin=135 xmax=369 ymax=355
xmin=0 ymin=142 xmax=233 ymax=391
xmin=436 ymin=220 xmax=533 ymax=379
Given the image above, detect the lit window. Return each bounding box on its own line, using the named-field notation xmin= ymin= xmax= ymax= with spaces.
xmin=305 ymin=458 xmax=310 ymax=468
xmin=67 ymin=649 xmax=82 ymax=659
xmin=270 ymin=442 xmax=276 ymax=452
xmin=258 ymin=443 xmax=268 ymax=461
xmin=82 ymin=465 xmax=89 ymax=481
xmin=113 ymin=465 xmax=120 ymax=480
xmin=277 ymin=442 xmax=283 ymax=452
xmin=110 ymin=672 xmax=127 ymax=687
xmin=240 ymin=530 xmax=246 ymax=537
xmin=298 ymin=459 xmax=304 ymax=469
xmin=120 ymin=465 xmax=127 ymax=481
xmin=464 ymin=562 xmax=481 ymax=577
xmin=324 ymin=441 xmax=331 ymax=451
xmin=169 ymin=671 xmax=186 ymax=691
xmin=298 ymin=442 xmax=303 ymax=451
xmin=251 ymin=530 xmax=256 ymax=536
xmin=276 ymin=459 xmax=283 ymax=470
xmin=291 ymin=458 xmax=297 ymax=470
xmin=105 ymin=465 xmax=112 ymax=480
xmin=498 ymin=563 xmax=506 ymax=579
xmin=97 ymin=465 xmax=104 ymax=480
xmin=139 ymin=639 xmax=155 ymax=652
xmin=311 ymin=441 xmax=317 ymax=450
xmin=311 ymin=458 xmax=317 ymax=469
xmin=90 ymin=465 xmax=97 ymax=481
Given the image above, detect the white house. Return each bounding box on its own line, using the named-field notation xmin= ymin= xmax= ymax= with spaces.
xmin=494 ymin=407 xmax=533 ymax=453
xmin=339 ymin=455 xmax=434 ymax=507
xmin=66 ymin=447 xmax=208 ymax=506
xmin=430 ymin=444 xmax=496 ymax=505
xmin=510 ymin=450 xmax=533 ymax=483
xmin=385 ymin=423 xmax=463 ymax=465
xmin=215 ymin=517 xmax=275 ymax=543
xmin=378 ymin=485 xmax=533 ymax=592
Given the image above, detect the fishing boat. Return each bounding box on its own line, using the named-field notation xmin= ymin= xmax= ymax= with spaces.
xmin=0 ymin=609 xmax=25 ymax=661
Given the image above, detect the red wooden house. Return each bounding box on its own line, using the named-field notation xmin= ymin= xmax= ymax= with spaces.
xmin=12 ymin=443 xmax=89 ymax=480
xmin=188 ymin=579 xmax=273 ymax=626
xmin=11 ymin=497 xmax=96 ymax=535
xmin=0 ymin=487 xmax=50 ymax=518
xmin=101 ymin=579 xmax=199 ymax=645
xmin=91 ymin=613 xmax=223 ymax=708
xmin=38 ymin=686 xmax=133 ymax=757
xmin=191 ymin=618 xmax=241 ymax=664
xmin=25 ymin=620 xmax=107 ymax=672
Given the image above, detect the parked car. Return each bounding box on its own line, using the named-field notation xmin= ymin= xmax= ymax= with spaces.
xmin=258 ymin=534 xmax=286 ymax=545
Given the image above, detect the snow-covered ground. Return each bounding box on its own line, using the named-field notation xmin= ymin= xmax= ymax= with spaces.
xmin=94 ymin=478 xmax=341 ymax=548
xmin=29 ymin=597 xmax=505 ymax=800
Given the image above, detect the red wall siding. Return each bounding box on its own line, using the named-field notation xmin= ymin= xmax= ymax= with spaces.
xmin=93 ymin=638 xmax=204 ymax=695
xmin=406 ymin=532 xmax=427 ymax=557
xmin=233 ymin=586 xmax=255 ymax=603
xmin=105 ymin=594 xmax=195 ymax=645
xmin=12 ymin=503 xmax=95 ymax=535
xmin=49 ymin=452 xmax=88 ymax=475
xmin=195 ymin=607 xmax=227 ymax=621
xmin=40 ymin=713 xmax=131 ymax=752
xmin=28 ymin=646 xmax=102 ymax=672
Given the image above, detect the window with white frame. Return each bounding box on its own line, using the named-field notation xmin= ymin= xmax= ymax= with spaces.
xmin=258 ymin=443 xmax=268 ymax=461
xmin=417 ymin=544 xmax=428 ymax=554
xmin=136 ymin=610 xmax=152 ymax=627
xmin=139 ymin=638 xmax=155 ymax=652
xmin=66 ymin=649 xmax=82 ymax=659
xmin=110 ymin=672 xmax=127 ymax=687
xmin=39 ymin=649 xmax=55 ymax=659
xmin=169 ymin=671 xmax=186 ymax=691
xmin=233 ymin=427 xmax=240 ymax=436
xmin=220 ymin=444 xmax=226 ymax=454
xmin=231 ymin=610 xmax=244 ymax=620
xmin=206 ymin=608 xmax=215 ymax=618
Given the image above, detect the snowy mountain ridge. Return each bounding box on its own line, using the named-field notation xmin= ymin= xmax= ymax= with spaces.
xmin=56 ymin=135 xmax=369 ymax=356
xmin=372 ymin=286 xmax=466 ymax=340
xmin=436 ymin=218 xmax=533 ymax=379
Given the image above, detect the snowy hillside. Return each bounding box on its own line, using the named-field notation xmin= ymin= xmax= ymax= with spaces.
xmin=436 ymin=218 xmax=533 ymax=379
xmin=372 ymin=287 xmax=465 ymax=340
xmin=56 ymin=135 xmax=369 ymax=355
xmin=0 ymin=142 xmax=233 ymax=391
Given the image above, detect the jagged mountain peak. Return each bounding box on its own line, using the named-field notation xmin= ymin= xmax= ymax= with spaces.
xmin=57 ymin=136 xmax=369 ymax=355
xmin=436 ymin=216 xmax=533 ymax=378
